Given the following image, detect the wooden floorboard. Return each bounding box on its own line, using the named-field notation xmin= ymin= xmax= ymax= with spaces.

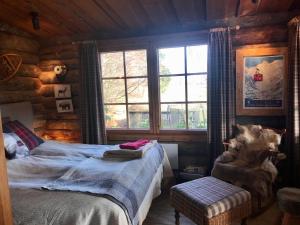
xmin=143 ymin=194 xmax=282 ymax=225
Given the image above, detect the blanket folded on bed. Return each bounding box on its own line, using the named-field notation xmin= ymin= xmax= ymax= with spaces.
xmin=103 ymin=141 xmax=154 ymax=159
xmin=42 ymin=142 xmax=164 ymax=225
xmin=119 ymin=139 xmax=149 ymax=150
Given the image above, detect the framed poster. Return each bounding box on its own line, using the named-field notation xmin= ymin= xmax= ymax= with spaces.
xmin=236 ymin=45 xmax=288 ymax=116
xmin=54 ymin=84 xmax=71 ymax=99
xmin=56 ymin=99 xmax=74 ymax=113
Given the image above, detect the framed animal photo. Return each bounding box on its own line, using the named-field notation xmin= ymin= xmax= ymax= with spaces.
xmin=54 ymin=84 xmax=71 ymax=99
xmin=236 ymin=45 xmax=288 ymax=116
xmin=56 ymin=99 xmax=74 ymax=113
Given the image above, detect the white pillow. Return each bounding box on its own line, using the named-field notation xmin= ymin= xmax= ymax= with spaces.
xmin=3 ymin=133 xmax=30 ymax=158
xmin=3 ymin=133 xmax=17 ymax=156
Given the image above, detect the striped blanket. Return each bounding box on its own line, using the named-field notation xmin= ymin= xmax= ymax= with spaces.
xmin=43 ymin=142 xmax=165 ymax=225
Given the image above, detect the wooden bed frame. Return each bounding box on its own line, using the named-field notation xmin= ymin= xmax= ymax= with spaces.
xmin=0 ymin=114 xmax=14 ymax=225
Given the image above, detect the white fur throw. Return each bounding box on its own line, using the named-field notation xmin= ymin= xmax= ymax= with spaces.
xmin=218 ymin=124 xmax=286 ymax=182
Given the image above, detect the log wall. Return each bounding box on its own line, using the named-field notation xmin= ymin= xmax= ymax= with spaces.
xmin=39 ymin=44 xmax=81 ymax=143
xmin=0 ymin=28 xmax=46 ymax=136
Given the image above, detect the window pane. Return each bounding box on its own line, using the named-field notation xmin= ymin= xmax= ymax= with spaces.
xmin=187 ymin=75 xmax=207 ymax=101
xmin=125 ymin=50 xmax=147 ymax=77
xmin=100 ymin=52 xmax=124 ymax=78
xmin=188 ymin=103 xmax=207 ymax=129
xmin=127 ymin=78 xmax=148 ymax=103
xmin=159 ymin=47 xmax=184 ymax=75
xmin=187 ymin=45 xmax=207 ymax=73
xmin=161 ymin=104 xmax=186 ymax=129
xmin=105 ymin=105 xmax=127 ymax=128
xmin=128 ymin=104 xmax=149 ymax=129
xmin=103 ymin=79 xmax=125 ymax=103
xmin=160 ymin=76 xmax=185 ymax=102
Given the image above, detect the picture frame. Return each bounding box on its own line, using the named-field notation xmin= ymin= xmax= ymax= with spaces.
xmin=56 ymin=99 xmax=74 ymax=113
xmin=236 ymin=45 xmax=288 ymax=116
xmin=54 ymin=84 xmax=72 ymax=99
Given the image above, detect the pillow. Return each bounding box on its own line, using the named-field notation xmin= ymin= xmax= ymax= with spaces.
xmin=3 ymin=120 xmax=44 ymax=150
xmin=3 ymin=133 xmax=30 ymax=159
xmin=3 ymin=133 xmax=17 ymax=159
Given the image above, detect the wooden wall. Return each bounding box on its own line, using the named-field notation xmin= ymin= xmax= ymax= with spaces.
xmin=38 ymin=44 xmax=81 ymax=143
xmin=0 ymin=25 xmax=45 ymax=136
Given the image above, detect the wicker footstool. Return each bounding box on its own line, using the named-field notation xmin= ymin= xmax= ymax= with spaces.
xmin=170 ymin=176 xmax=251 ymax=225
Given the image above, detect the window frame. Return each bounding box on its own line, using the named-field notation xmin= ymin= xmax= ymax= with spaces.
xmin=98 ymin=35 xmax=208 ymax=140
xmin=100 ymin=48 xmax=153 ymax=132
xmin=157 ymin=44 xmax=208 ymax=131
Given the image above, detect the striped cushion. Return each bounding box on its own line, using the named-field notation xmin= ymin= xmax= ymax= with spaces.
xmin=3 ymin=120 xmax=44 ymax=150
xmin=171 ymin=176 xmax=251 ymax=218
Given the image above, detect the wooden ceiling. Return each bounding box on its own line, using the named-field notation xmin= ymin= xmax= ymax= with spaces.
xmin=0 ymin=0 xmax=299 ymax=40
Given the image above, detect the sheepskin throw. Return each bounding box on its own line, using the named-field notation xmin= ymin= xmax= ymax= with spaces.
xmin=212 ymin=124 xmax=286 ymax=198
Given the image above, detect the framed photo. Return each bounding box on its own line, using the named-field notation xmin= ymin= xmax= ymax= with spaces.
xmin=56 ymin=99 xmax=74 ymax=113
xmin=236 ymin=45 xmax=288 ymax=116
xmin=54 ymin=84 xmax=71 ymax=99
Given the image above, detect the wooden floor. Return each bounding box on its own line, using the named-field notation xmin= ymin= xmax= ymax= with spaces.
xmin=143 ymin=195 xmax=282 ymax=225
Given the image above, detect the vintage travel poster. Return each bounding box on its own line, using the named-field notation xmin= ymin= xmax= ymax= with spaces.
xmin=243 ymin=55 xmax=284 ymax=109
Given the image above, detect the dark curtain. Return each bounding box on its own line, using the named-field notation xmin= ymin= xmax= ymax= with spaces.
xmin=79 ymin=42 xmax=107 ymax=144
xmin=286 ymin=17 xmax=300 ymax=187
xmin=208 ymin=28 xmax=235 ymax=170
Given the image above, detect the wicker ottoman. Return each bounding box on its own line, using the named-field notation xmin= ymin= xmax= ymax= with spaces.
xmin=170 ymin=176 xmax=251 ymax=225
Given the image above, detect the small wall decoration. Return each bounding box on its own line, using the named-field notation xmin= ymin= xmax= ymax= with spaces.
xmin=54 ymin=84 xmax=72 ymax=99
xmin=56 ymin=99 xmax=74 ymax=113
xmin=54 ymin=64 xmax=67 ymax=82
xmin=236 ymin=45 xmax=287 ymax=116
xmin=0 ymin=54 xmax=22 ymax=83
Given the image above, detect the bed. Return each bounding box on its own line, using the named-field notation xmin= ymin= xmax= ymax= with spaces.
xmin=1 ymin=102 xmax=173 ymax=225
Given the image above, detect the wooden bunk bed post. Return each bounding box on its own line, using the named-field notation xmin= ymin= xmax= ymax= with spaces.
xmin=0 ymin=112 xmax=13 ymax=225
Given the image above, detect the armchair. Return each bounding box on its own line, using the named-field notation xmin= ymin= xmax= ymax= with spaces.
xmin=211 ymin=124 xmax=286 ymax=214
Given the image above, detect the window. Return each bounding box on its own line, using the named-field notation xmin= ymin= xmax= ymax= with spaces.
xmin=100 ymin=44 xmax=207 ymax=131
xmin=158 ymin=45 xmax=207 ymax=130
xmin=100 ymin=50 xmax=150 ymax=129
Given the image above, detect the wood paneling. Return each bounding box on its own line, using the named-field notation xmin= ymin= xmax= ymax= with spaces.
xmin=172 ymin=0 xmax=205 ymax=25
xmin=238 ymin=0 xmax=295 ymax=16
xmin=0 ymin=26 xmax=46 ymax=135
xmin=39 ymin=43 xmax=81 ymax=143
xmin=206 ymin=0 xmax=239 ymax=20
xmin=0 ymin=115 xmax=13 ymax=225
xmin=0 ymin=0 xmax=298 ymax=39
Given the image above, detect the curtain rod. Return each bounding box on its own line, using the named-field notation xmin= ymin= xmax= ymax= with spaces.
xmin=209 ymin=25 xmax=240 ymax=32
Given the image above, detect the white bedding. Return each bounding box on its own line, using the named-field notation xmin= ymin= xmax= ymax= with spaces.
xmin=8 ymin=141 xmax=173 ymax=225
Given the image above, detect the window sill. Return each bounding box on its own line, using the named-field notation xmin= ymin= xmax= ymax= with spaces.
xmin=106 ymin=130 xmax=207 ymax=142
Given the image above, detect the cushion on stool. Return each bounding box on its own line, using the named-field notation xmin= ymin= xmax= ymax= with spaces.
xmin=171 ymin=176 xmax=251 ymax=218
xmin=277 ymin=187 xmax=300 ymax=215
